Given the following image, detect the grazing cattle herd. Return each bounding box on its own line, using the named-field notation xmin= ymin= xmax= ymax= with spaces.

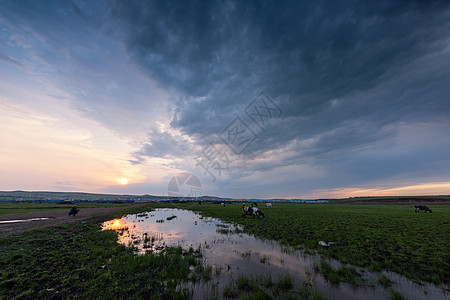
xmin=217 ymin=202 xmax=434 ymax=219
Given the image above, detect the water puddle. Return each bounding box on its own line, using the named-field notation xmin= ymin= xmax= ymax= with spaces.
xmin=0 ymin=218 xmax=50 ymax=224
xmin=102 ymin=208 xmax=449 ymax=300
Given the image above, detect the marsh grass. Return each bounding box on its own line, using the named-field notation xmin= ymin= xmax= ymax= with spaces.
xmin=0 ymin=208 xmax=211 ymax=299
xmin=237 ymin=276 xmax=272 ymax=300
xmin=157 ymin=202 xmax=450 ymax=284
xmin=318 ymin=260 xmax=340 ymax=284
xmin=223 ymin=282 xmax=238 ymax=298
xmin=231 ymin=274 xmax=323 ymax=299
xmin=314 ymin=260 xmax=363 ymax=286
xmin=261 ymin=274 xmax=274 ymax=288
xmin=275 ymin=273 xmax=293 ymax=291
xmin=240 ymin=250 xmax=252 ymax=259
xmin=337 ymin=266 xmax=363 ymax=286
xmin=259 ymin=254 xmax=270 ymax=265
xmin=216 ymin=223 xmax=230 ymax=228
xmin=216 ymin=223 xmax=240 ymax=235
xmin=216 ymin=228 xmax=231 ymax=234
xmin=298 ymin=279 xmax=324 ymax=300
xmin=390 ymin=288 xmax=405 ymax=300
xmin=378 ymin=274 xmax=393 ymax=288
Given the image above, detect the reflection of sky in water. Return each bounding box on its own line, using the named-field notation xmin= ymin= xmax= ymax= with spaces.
xmin=102 ymin=209 xmax=447 ymax=300
xmin=102 ymin=208 xmax=235 ymax=252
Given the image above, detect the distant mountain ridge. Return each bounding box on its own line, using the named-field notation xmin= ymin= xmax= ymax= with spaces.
xmin=1 ymin=191 xmax=449 ymax=202
xmin=0 ymin=190 xmax=222 ymax=201
xmin=0 ymin=190 xmax=142 ymax=200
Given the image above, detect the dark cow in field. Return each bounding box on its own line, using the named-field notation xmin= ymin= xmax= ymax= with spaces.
xmin=68 ymin=206 xmax=79 ymax=216
xmin=414 ymin=205 xmax=432 ymax=213
xmin=242 ymin=203 xmax=265 ymax=218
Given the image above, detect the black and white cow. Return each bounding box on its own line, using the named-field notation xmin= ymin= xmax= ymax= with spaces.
xmin=242 ymin=203 xmax=265 ymax=218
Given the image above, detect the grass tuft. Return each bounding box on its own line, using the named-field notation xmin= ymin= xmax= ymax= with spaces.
xmin=378 ymin=274 xmax=392 ymax=288
xmin=390 ymin=288 xmax=405 ymax=300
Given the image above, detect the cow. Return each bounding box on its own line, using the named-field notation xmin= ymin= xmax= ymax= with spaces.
xmin=242 ymin=203 xmax=265 ymax=218
xmin=414 ymin=205 xmax=432 ymax=213
xmin=265 ymin=203 xmax=272 ymax=208
xmin=68 ymin=206 xmax=79 ymax=216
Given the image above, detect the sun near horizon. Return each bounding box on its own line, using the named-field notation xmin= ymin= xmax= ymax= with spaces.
xmin=118 ymin=178 xmax=129 ymax=185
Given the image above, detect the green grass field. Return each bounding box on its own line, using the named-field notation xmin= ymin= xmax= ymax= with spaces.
xmin=1 ymin=201 xmax=449 ymax=298
xmin=155 ymin=202 xmax=450 ymax=285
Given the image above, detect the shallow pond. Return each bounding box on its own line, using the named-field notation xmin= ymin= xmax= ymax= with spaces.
xmin=102 ymin=208 xmax=449 ymax=300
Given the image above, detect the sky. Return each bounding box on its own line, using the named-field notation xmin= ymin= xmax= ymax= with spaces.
xmin=1 ymin=0 xmax=450 ymax=199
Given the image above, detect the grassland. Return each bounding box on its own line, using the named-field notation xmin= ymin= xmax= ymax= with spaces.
xmin=0 ymin=205 xmax=211 ymax=299
xmin=1 ymin=201 xmax=449 ymax=298
xmin=155 ymin=202 xmax=450 ymax=286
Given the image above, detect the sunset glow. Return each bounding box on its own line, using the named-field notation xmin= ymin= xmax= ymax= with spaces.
xmin=101 ymin=219 xmax=126 ymax=231
xmin=119 ymin=178 xmax=129 ymax=185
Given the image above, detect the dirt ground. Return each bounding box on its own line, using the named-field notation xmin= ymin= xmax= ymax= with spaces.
xmin=0 ymin=203 xmax=148 ymax=237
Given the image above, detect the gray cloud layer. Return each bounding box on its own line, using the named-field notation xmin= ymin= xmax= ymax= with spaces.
xmin=2 ymin=0 xmax=450 ymax=196
xmin=108 ymin=1 xmax=450 ymax=165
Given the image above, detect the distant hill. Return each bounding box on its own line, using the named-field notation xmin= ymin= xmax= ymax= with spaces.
xmin=0 ymin=190 xmax=141 ymax=200
xmin=0 ymin=191 xmax=225 ymax=201
xmin=1 ymin=191 xmax=449 ymax=203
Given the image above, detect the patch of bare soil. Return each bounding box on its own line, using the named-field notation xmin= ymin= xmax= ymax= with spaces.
xmin=0 ymin=203 xmax=148 ymax=237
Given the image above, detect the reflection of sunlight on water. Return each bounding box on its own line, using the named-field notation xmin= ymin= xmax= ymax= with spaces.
xmin=101 ymin=208 xmax=448 ymax=300
xmin=102 ymin=219 xmax=126 ymax=230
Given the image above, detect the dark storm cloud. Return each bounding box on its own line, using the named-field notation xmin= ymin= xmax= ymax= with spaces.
xmin=108 ymin=0 xmax=450 ymax=166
